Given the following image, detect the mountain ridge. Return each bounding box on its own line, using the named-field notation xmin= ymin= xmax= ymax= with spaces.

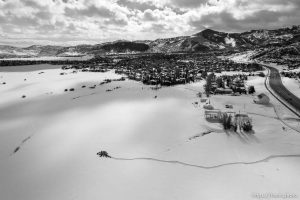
xmin=1 ymin=25 xmax=300 ymax=58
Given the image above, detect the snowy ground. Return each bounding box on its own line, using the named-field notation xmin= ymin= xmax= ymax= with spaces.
xmin=221 ymin=51 xmax=255 ymax=63
xmin=282 ymin=77 xmax=300 ymax=99
xmin=0 ymin=55 xmax=93 ymax=61
xmin=0 ymin=64 xmax=300 ymax=200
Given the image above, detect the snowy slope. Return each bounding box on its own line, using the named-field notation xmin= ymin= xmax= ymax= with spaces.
xmin=0 ymin=65 xmax=300 ymax=199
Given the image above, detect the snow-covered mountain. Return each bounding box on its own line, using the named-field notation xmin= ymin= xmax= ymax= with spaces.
xmin=1 ymin=25 xmax=300 ymax=58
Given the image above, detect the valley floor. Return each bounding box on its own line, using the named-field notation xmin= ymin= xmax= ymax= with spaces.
xmin=0 ymin=64 xmax=300 ymax=200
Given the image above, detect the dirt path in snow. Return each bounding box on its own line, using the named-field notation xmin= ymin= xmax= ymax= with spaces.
xmin=100 ymin=154 xmax=300 ymax=169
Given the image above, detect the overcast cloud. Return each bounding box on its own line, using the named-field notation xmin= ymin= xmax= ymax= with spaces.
xmin=0 ymin=0 xmax=299 ymax=46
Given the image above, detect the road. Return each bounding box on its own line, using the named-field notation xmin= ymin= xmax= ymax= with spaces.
xmin=264 ymin=64 xmax=300 ymax=117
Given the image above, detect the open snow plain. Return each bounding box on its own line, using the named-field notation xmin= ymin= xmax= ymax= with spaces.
xmin=1 ymin=64 xmax=300 ymax=200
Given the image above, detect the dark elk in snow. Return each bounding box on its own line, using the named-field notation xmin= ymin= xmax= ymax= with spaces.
xmin=97 ymin=151 xmax=111 ymax=158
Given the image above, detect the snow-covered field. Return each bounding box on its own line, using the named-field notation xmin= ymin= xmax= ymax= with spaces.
xmin=0 ymin=64 xmax=300 ymax=200
xmin=0 ymin=55 xmax=93 ymax=61
xmin=223 ymin=51 xmax=255 ymax=63
xmin=282 ymin=77 xmax=300 ymax=99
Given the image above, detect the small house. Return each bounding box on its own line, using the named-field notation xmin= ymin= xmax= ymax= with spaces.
xmin=215 ymin=88 xmax=233 ymax=95
xmin=205 ymin=110 xmax=222 ymax=122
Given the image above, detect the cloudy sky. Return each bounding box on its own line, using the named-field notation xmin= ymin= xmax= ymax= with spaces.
xmin=0 ymin=0 xmax=299 ymax=46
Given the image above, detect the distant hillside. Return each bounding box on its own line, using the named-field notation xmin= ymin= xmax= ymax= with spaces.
xmin=1 ymin=25 xmax=300 ymax=58
xmin=252 ymin=43 xmax=300 ymax=60
xmin=100 ymin=41 xmax=149 ymax=53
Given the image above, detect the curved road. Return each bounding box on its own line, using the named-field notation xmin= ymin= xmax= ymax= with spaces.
xmin=264 ymin=65 xmax=300 ymax=117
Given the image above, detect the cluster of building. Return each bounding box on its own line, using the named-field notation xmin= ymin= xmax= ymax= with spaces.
xmin=56 ymin=53 xmax=264 ymax=88
xmin=210 ymin=74 xmax=249 ymax=95
xmin=62 ymin=65 xmax=111 ymax=73
xmin=202 ymin=99 xmax=253 ymax=132
xmin=203 ymin=91 xmax=270 ymax=132
xmin=114 ymin=54 xmax=263 ymax=86
xmin=115 ymin=59 xmax=198 ymax=86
